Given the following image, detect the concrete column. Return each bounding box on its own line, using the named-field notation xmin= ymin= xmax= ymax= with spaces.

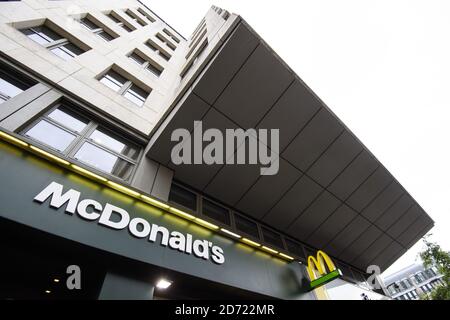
xmin=98 ymin=270 xmax=155 ymax=300
xmin=0 ymin=87 xmax=62 ymax=131
xmin=130 ymin=157 xmax=174 ymax=202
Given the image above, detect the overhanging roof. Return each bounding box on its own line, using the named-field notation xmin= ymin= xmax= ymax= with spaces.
xmin=147 ymin=20 xmax=434 ymax=272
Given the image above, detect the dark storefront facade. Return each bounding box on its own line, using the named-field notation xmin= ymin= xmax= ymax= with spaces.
xmin=0 ymin=1 xmax=434 ymax=300
xmin=0 ymin=138 xmax=313 ymax=300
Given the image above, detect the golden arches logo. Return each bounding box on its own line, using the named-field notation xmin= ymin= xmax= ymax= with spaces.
xmin=306 ymin=250 xmax=341 ymax=290
xmin=307 ymin=250 xmax=336 ymax=280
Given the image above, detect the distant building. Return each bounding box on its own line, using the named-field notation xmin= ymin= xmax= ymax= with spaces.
xmin=384 ymin=263 xmax=444 ymax=300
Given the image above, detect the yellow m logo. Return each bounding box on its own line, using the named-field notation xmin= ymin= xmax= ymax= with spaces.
xmin=306 ymin=250 xmax=337 ymax=281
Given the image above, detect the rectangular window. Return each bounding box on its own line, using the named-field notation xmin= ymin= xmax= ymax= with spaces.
xmin=181 ymin=39 xmax=208 ymax=78
xmin=22 ymin=104 xmax=140 ymax=181
xmin=162 ymin=28 xmax=180 ymax=44
xmin=388 ymin=286 xmax=397 ymax=295
xmin=137 ymin=8 xmax=156 ymax=23
xmin=106 ymin=12 xmax=135 ymax=32
xmin=261 ymin=227 xmax=284 ymax=248
xmin=156 ymin=33 xmax=176 ymax=51
xmin=99 ymin=69 xmax=150 ymax=107
xmin=145 ymin=40 xmax=171 ymax=61
xmin=0 ymin=63 xmax=35 ymax=104
xmin=129 ymin=52 xmax=147 ymax=66
xmin=169 ymin=183 xmax=197 ymax=212
xmin=99 ymin=70 xmax=127 ymax=92
xmin=285 ymin=238 xmax=305 ymax=260
xmin=80 ymin=16 xmax=117 ymax=42
xmin=400 ymin=281 xmax=408 ymax=290
xmin=128 ymin=51 xmax=163 ymax=77
xmin=190 ymin=23 xmax=207 ymax=48
xmin=235 ymin=214 xmax=259 ymax=239
xmin=407 ymin=278 xmax=414 ymax=287
xmin=123 ymin=84 xmax=148 ymax=106
xmin=202 ymin=199 xmax=230 ymax=226
xmin=425 ymin=269 xmax=435 ymax=279
xmin=21 ymin=24 xmax=87 ymax=60
xmin=124 ymin=10 xmax=147 ymax=27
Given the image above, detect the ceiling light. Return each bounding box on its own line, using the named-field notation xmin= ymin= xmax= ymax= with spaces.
xmin=156 ymin=278 xmax=172 ymax=289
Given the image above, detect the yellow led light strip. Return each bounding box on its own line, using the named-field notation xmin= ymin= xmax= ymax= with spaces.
xmin=262 ymin=246 xmax=278 ymax=254
xmin=195 ymin=218 xmax=219 ymax=230
xmin=278 ymin=252 xmax=294 ymax=260
xmin=220 ymin=228 xmax=241 ymax=239
xmin=169 ymin=207 xmax=195 ymax=220
xmin=107 ymin=181 xmax=141 ymax=197
xmin=141 ymin=195 xmax=170 ymax=209
xmin=0 ymin=131 xmax=28 ymax=147
xmin=71 ymin=164 xmax=107 ymax=182
xmin=0 ymin=130 xmax=297 ymax=262
xmin=242 ymin=238 xmax=261 ymax=247
xmin=30 ymin=146 xmax=70 ymax=165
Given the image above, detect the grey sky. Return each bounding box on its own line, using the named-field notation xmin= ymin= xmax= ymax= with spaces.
xmin=144 ymin=0 xmax=450 ymax=276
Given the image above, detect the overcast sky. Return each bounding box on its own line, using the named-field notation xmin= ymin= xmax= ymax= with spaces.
xmin=144 ymin=0 xmax=450 ymax=277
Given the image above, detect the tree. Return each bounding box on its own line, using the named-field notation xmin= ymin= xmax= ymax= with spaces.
xmin=419 ymin=235 xmax=450 ymax=300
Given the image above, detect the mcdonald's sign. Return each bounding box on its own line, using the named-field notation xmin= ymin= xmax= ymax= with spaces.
xmin=306 ymin=250 xmax=342 ymax=290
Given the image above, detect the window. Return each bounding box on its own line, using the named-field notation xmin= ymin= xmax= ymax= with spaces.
xmin=106 ymin=12 xmax=135 ymax=32
xmin=191 ymin=18 xmax=205 ymax=40
xmin=261 ymin=227 xmax=284 ymax=248
xmin=234 ymin=214 xmax=259 ymax=239
xmin=20 ymin=24 xmax=86 ymax=60
xmin=202 ymin=199 xmax=230 ymax=226
xmin=424 ymin=269 xmax=435 ymax=279
xmin=388 ymin=285 xmax=397 ymax=295
xmin=162 ymin=28 xmax=180 ymax=44
xmin=22 ymin=104 xmax=140 ymax=180
xmin=400 ymin=280 xmax=409 ymax=290
xmin=145 ymin=40 xmax=171 ymax=61
xmin=124 ymin=10 xmax=147 ymax=27
xmin=285 ymin=238 xmax=305 ymax=261
xmin=189 ymin=24 xmax=207 ymax=49
xmin=137 ymin=7 xmax=156 ymax=23
xmin=406 ymin=278 xmax=414 ymax=287
xmin=181 ymin=39 xmax=208 ymax=78
xmin=128 ymin=50 xmax=163 ymax=77
xmin=0 ymin=64 xmax=35 ymax=104
xmin=80 ymin=16 xmax=117 ymax=42
xmin=415 ymin=272 xmax=426 ymax=283
xmin=155 ymin=33 xmax=176 ymax=51
xmin=169 ymin=183 xmax=197 ymax=212
xmin=99 ymin=69 xmax=150 ymax=106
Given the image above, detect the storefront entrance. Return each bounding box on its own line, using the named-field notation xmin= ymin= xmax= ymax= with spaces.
xmin=0 ymin=217 xmax=269 ymax=300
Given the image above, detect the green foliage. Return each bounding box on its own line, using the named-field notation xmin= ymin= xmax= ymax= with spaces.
xmin=419 ymin=235 xmax=450 ymax=300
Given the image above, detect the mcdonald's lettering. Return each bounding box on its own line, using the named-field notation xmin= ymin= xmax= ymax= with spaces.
xmin=306 ymin=250 xmax=342 ymax=290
